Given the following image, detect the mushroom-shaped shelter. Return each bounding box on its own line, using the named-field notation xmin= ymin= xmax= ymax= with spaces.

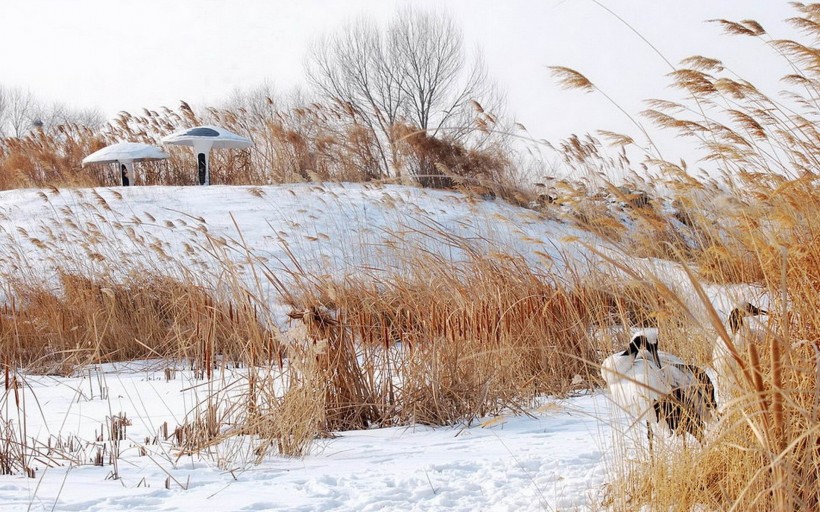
xmin=82 ymin=142 xmax=169 ymax=186
xmin=161 ymin=125 xmax=253 ymax=186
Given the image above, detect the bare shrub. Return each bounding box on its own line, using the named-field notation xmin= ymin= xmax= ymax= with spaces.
xmin=393 ymin=123 xmax=511 ymax=191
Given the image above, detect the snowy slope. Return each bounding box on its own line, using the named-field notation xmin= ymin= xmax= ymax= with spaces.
xmin=0 ymin=183 xmax=763 ymax=325
xmin=0 ymin=184 xmax=593 ymax=321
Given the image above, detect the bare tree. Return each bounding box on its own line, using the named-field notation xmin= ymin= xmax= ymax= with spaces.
xmin=388 ymin=7 xmax=488 ymax=137
xmin=307 ymin=17 xmax=404 ymax=175
xmin=0 ymin=86 xmax=35 ymax=138
xmin=223 ymin=82 xmax=280 ymax=126
xmin=306 ymin=7 xmax=497 ymax=178
xmin=66 ymin=106 xmax=106 ymax=130
xmin=0 ymin=85 xmax=104 ymax=139
xmin=31 ymin=101 xmax=105 ymax=132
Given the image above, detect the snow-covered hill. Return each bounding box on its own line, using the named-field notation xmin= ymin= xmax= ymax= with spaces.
xmin=0 ymin=184 xmax=594 ymax=319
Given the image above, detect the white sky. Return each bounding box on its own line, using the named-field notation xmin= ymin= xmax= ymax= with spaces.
xmin=0 ymin=1 xmax=799 ymax=156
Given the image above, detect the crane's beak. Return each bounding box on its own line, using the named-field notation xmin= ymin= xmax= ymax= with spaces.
xmin=648 ymin=343 xmax=662 ymax=368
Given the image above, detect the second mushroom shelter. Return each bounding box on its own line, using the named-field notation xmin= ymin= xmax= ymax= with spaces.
xmin=162 ymin=125 xmax=253 ymax=186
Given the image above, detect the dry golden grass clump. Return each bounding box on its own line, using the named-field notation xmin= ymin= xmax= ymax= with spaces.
xmin=274 ymin=247 xmax=674 ymax=431
xmin=0 ymin=271 xmax=281 ymax=374
xmin=0 ymin=125 xmax=104 ymax=189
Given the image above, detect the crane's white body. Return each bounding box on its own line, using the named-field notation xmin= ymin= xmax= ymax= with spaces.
xmin=602 ymin=329 xmax=715 ymax=442
xmin=601 ymin=344 xmax=670 ymax=421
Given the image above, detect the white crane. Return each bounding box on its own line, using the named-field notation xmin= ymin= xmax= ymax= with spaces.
xmin=602 ymin=329 xmax=716 ymax=448
xmin=712 ymin=302 xmax=768 ymax=409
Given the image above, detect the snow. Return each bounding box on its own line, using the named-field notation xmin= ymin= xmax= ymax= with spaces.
xmin=2 ymin=364 xmax=612 ymax=511
xmin=0 ymin=183 xmax=765 ymax=510
xmin=0 ymin=183 xmax=760 ymax=319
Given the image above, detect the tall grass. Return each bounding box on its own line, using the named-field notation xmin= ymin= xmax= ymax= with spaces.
xmin=277 ymin=248 xmax=659 ymax=429
xmin=1 ymin=271 xmax=281 ymax=374
xmin=0 ymin=207 xmax=668 ymax=459
xmin=548 ymin=4 xmax=820 ymax=509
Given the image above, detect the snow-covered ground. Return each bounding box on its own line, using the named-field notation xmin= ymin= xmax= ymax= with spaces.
xmin=3 ymin=363 xmax=612 ymax=511
xmin=0 ymin=183 xmax=589 ymax=274
xmin=0 ymin=184 xmax=766 ymax=510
